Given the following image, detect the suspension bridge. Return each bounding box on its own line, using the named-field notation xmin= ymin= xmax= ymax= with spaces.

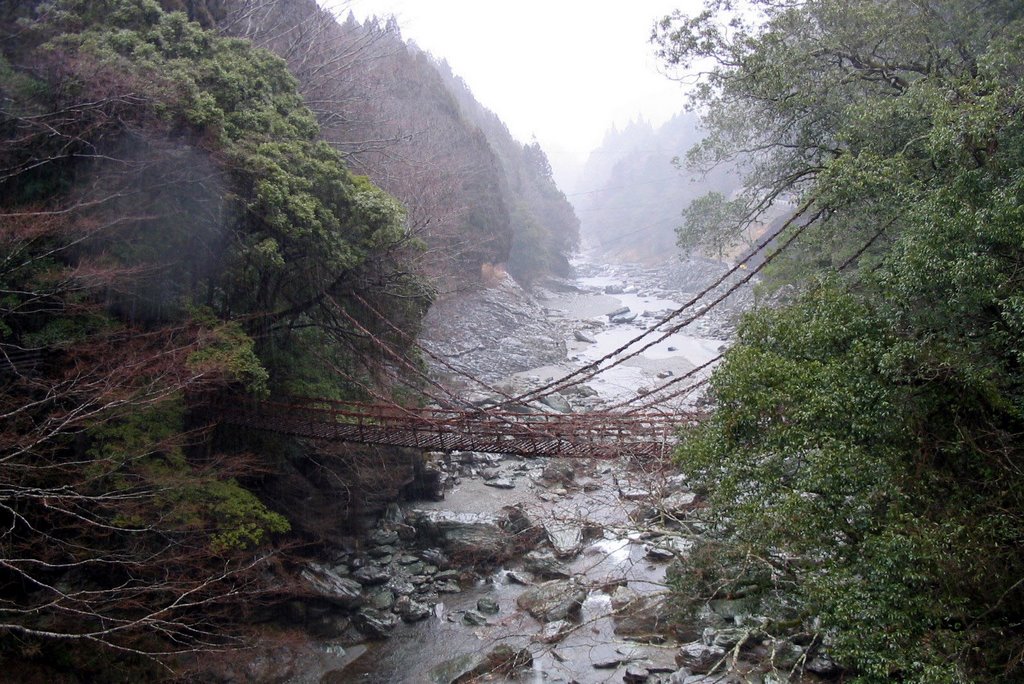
xmin=217 ymin=203 xmax=818 ymax=459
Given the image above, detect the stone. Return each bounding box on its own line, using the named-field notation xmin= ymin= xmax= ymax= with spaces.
xmin=611 ymin=311 xmax=638 ymax=324
xmin=354 ymin=608 xmax=397 ymax=639
xmin=369 ymin=528 xmax=399 ymax=546
xmin=522 ymin=552 xmax=571 ymax=580
xmin=676 ymin=642 xmax=727 ymax=674
xmin=484 ymin=477 xmax=516 ymax=489
xmin=623 ymin=663 xmax=651 ymax=683
xmin=544 ymin=520 xmax=584 ymax=558
xmin=708 ymin=596 xmax=758 ymax=622
xmin=462 ymin=609 xmax=489 ymax=626
xmin=408 ymin=509 xmax=514 ymax=563
xmin=661 ymin=491 xmax=699 ymax=514
xmin=607 ymin=306 xmax=631 ymax=318
xmin=538 ymin=619 xmax=574 ymax=644
xmin=516 ymin=579 xmax=587 ymax=623
xmin=419 ymin=548 xmax=449 ymax=567
xmin=477 ymin=597 xmax=500 ymax=615
xmin=574 ymin=330 xmax=598 ymax=344
xmin=505 ymin=570 xmax=534 ymax=585
xmin=388 ymin=578 xmax=415 ymax=596
xmin=434 ymin=580 xmax=462 ymax=594
xmin=352 ymin=565 xmax=390 ymax=586
xmin=645 ymin=536 xmax=694 ymax=561
xmin=541 ymin=461 xmax=575 ymax=485
xmin=428 ymin=646 xmax=532 ymax=684
xmin=480 ymin=467 xmax=501 ymax=480
xmin=806 ymin=654 xmax=841 ymax=676
xmin=657 ymin=370 xmax=674 ymax=379
xmin=298 ymin=563 xmax=363 ymax=607
xmin=394 ymin=595 xmax=431 ymax=622
xmin=539 ymin=393 xmax=572 ymax=413
xmin=368 ymin=588 xmax=395 ymax=611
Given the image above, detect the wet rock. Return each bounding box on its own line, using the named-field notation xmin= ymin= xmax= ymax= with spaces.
xmin=298 ymin=563 xmax=363 ymax=607
xmin=388 ymin=578 xmax=415 ymax=596
xmin=624 ymin=663 xmax=652 ymax=682
xmin=434 ymin=580 xmax=462 ymax=594
xmin=484 ymin=477 xmax=516 ymax=489
xmin=611 ymin=311 xmax=638 ymax=324
xmin=419 ymin=548 xmax=449 ymax=568
xmin=408 ymin=509 xmax=514 ymax=563
xmin=544 ymin=520 xmax=584 ymax=558
xmin=645 ymin=536 xmax=694 ymax=561
xmin=662 ymin=491 xmax=698 ymax=513
xmin=370 ymin=528 xmax=399 ymax=546
xmin=605 ymin=285 xmax=625 ymax=295
xmin=522 ymin=551 xmax=571 ymax=580
xmin=541 ymin=461 xmax=575 ymax=485
xmin=539 ymin=393 xmax=572 ymax=413
xmin=574 ymin=330 xmax=597 ymax=344
xmin=368 ymin=588 xmax=395 ymax=611
xmin=428 ymin=645 xmax=533 ymax=684
xmin=480 ymin=467 xmax=501 ymax=480
xmin=394 ymin=595 xmax=431 ymax=622
xmin=676 ymin=642 xmax=727 ymax=674
xmin=607 ymin=306 xmax=630 ymax=318
xmin=806 ymin=653 xmax=841 ymax=676
xmin=506 ymin=570 xmax=534 ymax=585
xmin=538 ymin=618 xmax=574 ymax=644
xmin=354 ymin=608 xmax=397 ymax=639
xmin=352 ymin=565 xmax=390 ymax=586
xmin=516 ymin=579 xmax=587 ymax=622
xmin=476 ymin=596 xmax=500 ymax=615
xmin=462 ymin=609 xmax=489 ymax=626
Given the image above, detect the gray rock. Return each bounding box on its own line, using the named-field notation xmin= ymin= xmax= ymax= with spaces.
xmin=611 ymin=311 xmax=638 ymax=324
xmin=368 ymin=588 xmax=395 ymax=611
xmin=537 ymin=618 xmax=574 ymax=643
xmin=369 ymin=528 xmax=399 ymax=546
xmin=408 ymin=509 xmax=514 ymax=562
xmin=394 ymin=595 xmax=431 ymax=622
xmin=298 ymin=563 xmax=363 ymax=607
xmin=477 ymin=597 xmax=500 ymax=615
xmin=539 ymin=393 xmax=572 ymax=413
xmin=806 ymin=654 xmax=840 ymax=676
xmin=574 ymin=330 xmax=598 ymax=344
xmin=484 ymin=477 xmax=516 ymax=489
xmin=506 ymin=570 xmax=534 ymax=585
xmin=354 ymin=608 xmax=397 ymax=638
xmin=624 ymin=663 xmax=651 ymax=682
xmin=428 ymin=645 xmax=533 ymax=684
xmin=708 ymin=596 xmax=757 ymax=622
xmin=675 ymin=642 xmax=727 ymax=674
xmin=645 ymin=536 xmax=694 ymax=561
xmin=462 ymin=609 xmax=489 ymax=626
xmin=352 ymin=565 xmax=390 ymax=586
xmin=434 ymin=580 xmax=462 ymax=594
xmin=544 ymin=520 xmax=584 ymax=558
xmin=607 ymin=305 xmax=630 ymax=318
xmin=541 ymin=461 xmax=575 ymax=485
xmin=516 ymin=579 xmax=587 ymax=622
xmin=522 ymin=552 xmax=571 ymax=580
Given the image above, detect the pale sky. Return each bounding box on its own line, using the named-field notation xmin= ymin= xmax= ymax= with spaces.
xmin=329 ymin=0 xmax=704 ymax=186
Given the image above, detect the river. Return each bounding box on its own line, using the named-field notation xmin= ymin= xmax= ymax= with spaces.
xmin=336 ymin=256 xmax=745 ymax=683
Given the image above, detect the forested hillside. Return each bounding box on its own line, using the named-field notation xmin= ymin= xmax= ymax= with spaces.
xmin=214 ymin=0 xmax=579 ymax=286
xmin=0 ymin=0 xmax=578 ymax=677
xmin=575 ymin=113 xmax=740 ymax=263
xmin=657 ymin=0 xmax=1024 ymax=681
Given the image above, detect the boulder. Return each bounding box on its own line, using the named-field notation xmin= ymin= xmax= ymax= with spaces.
xmin=544 ymin=520 xmax=584 ymax=558
xmin=516 ymin=579 xmax=587 ymax=623
xmin=476 ymin=597 xmax=500 ymax=615
xmin=394 ymin=595 xmax=431 ymax=622
xmin=539 ymin=393 xmax=572 ymax=413
xmin=574 ymin=330 xmax=598 ymax=344
xmin=537 ymin=619 xmax=574 ymax=643
xmin=428 ymin=645 xmax=533 ymax=684
xmin=408 ymin=510 xmax=514 ymax=563
xmin=484 ymin=477 xmax=516 ymax=489
xmin=352 ymin=565 xmax=390 ymax=586
xmin=298 ymin=563 xmax=363 ymax=607
xmin=541 ymin=461 xmax=575 ymax=485
xmin=675 ymin=642 xmax=727 ymax=674
xmin=521 ymin=551 xmax=571 ymax=580
xmin=354 ymin=608 xmax=397 ymax=639
xmin=462 ymin=609 xmax=488 ymax=626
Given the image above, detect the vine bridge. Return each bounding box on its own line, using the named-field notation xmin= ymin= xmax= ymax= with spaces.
xmin=218 ymin=206 xmax=812 ymax=459
xmin=219 ymin=397 xmax=701 ymax=460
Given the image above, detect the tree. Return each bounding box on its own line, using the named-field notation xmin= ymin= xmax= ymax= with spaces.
xmin=656 ymin=1 xmax=1024 ymax=680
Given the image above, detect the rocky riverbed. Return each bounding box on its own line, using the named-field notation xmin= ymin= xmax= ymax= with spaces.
xmin=213 ymin=256 xmax=844 ymax=683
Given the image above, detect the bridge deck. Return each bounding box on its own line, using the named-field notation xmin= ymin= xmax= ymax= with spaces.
xmin=219 ymin=397 xmax=697 ymax=459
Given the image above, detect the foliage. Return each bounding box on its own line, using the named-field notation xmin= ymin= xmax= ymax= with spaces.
xmin=658 ymin=0 xmax=1024 ymax=680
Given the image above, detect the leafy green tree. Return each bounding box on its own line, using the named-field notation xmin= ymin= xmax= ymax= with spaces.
xmin=657 ymin=1 xmax=1024 ymax=680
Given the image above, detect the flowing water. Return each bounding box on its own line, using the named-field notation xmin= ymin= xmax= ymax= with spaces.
xmin=339 ymin=257 xmax=740 ymax=682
